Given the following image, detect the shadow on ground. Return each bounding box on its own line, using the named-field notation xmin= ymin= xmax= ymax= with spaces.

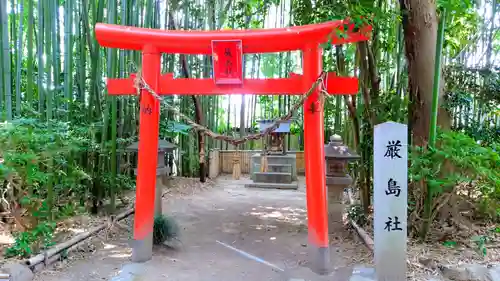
xmin=32 ymin=176 xmax=371 ymax=281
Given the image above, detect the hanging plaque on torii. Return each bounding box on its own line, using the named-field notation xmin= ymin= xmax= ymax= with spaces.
xmin=212 ymin=40 xmax=243 ymax=85
xmin=95 ymin=19 xmax=371 ymax=274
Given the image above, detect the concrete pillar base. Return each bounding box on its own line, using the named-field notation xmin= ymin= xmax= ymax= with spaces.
xmin=132 ymin=167 xmax=167 ymax=262
xmin=310 ymin=246 xmax=331 ymax=275
xmin=131 ymin=232 xmax=153 ymax=263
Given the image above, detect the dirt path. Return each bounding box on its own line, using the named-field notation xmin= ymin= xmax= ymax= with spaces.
xmin=33 ymin=175 xmax=372 ymax=281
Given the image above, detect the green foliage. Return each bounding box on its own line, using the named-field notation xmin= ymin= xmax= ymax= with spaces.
xmin=98 ymin=172 xmax=136 ymax=196
xmin=0 ymin=119 xmax=85 ymax=258
xmin=5 ymin=222 xmax=56 ymax=258
xmin=261 ymin=54 xmax=280 ymax=78
xmin=19 ymin=196 xmax=54 ymax=222
xmin=410 ymin=130 xmax=500 ymax=221
xmin=471 ymin=234 xmax=491 ymax=256
xmin=470 ymin=227 xmax=500 ymax=256
xmin=445 ymin=68 xmax=500 ymax=146
xmin=0 ymin=118 xmax=90 ymax=194
xmin=160 ymin=120 xmax=192 ymax=137
xmin=289 ymin=122 xmax=302 ymax=135
xmin=444 ymin=10 xmax=480 ymax=57
xmin=153 ymin=214 xmax=180 ymax=245
xmin=228 ymin=0 xmax=279 ymax=28
xmin=0 ymin=117 xmax=133 ymax=257
xmin=442 ymin=240 xmax=457 ymax=247
xmin=437 ymin=0 xmax=475 ymax=10
xmin=347 ymin=204 xmax=367 ymax=227
xmin=371 ymin=90 xmax=409 ymax=124
xmin=445 ymin=69 xmax=500 ymax=110
xmin=436 ymin=0 xmax=480 ymax=57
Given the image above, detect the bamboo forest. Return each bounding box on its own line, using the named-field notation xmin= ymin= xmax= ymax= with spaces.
xmin=0 ymin=0 xmax=499 ymax=280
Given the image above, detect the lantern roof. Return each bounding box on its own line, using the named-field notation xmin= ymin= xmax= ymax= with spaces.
xmin=126 ymin=139 xmax=177 ymax=152
xmin=324 ymin=135 xmax=360 ymax=160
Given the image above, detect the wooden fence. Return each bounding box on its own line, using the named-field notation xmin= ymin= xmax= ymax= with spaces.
xmin=208 ymin=149 xmax=305 ymax=177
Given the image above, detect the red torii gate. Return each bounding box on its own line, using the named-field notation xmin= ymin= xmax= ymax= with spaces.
xmin=95 ymin=19 xmax=370 ymax=272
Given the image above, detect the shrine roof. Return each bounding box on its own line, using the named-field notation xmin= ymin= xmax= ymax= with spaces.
xmin=126 ymin=139 xmax=177 ymax=152
xmin=257 ymin=119 xmax=291 ymax=133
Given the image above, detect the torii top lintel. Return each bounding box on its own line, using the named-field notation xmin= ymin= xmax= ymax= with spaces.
xmin=95 ymin=19 xmax=371 ymax=96
xmin=95 ymin=19 xmax=371 ymax=54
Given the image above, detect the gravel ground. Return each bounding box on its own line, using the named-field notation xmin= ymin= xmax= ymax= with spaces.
xmin=31 ymin=175 xmax=372 ymax=281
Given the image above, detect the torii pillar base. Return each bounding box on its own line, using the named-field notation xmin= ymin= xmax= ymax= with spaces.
xmin=131 ymin=236 xmax=153 ymax=263
xmin=311 ymin=248 xmax=331 ymax=275
xmin=131 ymin=166 xmax=168 ymax=263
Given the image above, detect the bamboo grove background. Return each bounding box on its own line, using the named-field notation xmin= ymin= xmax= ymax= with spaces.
xmin=0 ymin=0 xmax=498 ymax=257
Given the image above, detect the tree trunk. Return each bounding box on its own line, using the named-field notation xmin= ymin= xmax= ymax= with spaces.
xmin=400 ymin=0 xmax=450 ymax=146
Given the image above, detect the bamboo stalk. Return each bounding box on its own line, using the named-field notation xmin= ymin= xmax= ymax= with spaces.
xmin=26 ymin=0 xmax=34 ymax=105
xmin=31 ymin=241 xmax=80 ymax=273
xmin=51 ymin=0 xmax=59 ymax=117
xmin=25 ymin=208 xmax=134 ymax=267
xmin=1 ymin=0 xmax=11 ymax=120
xmin=428 ymin=7 xmax=446 ymax=146
xmin=109 ymin=0 xmax=118 ymax=212
xmin=15 ymin=0 xmax=24 ymax=117
xmin=64 ymin=0 xmax=73 ymax=119
xmin=37 ymin=0 xmax=45 ymax=114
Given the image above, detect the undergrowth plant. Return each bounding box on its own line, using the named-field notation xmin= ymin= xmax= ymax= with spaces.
xmin=0 ymin=119 xmax=90 ymax=257
xmin=347 ymin=204 xmax=368 ymax=227
xmin=153 ymin=214 xmax=180 ymax=245
xmin=4 ymin=221 xmax=56 ymax=258
xmin=409 ymin=130 xmax=500 ymax=236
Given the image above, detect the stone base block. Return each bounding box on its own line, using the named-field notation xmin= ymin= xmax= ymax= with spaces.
xmin=253 ymin=163 xmax=292 ymax=174
xmin=251 ymin=154 xmax=297 ymax=181
xmin=349 ymin=266 xmax=376 ymax=281
xmin=244 ymin=182 xmax=299 ymax=190
xmin=254 ymin=172 xmax=292 ymax=183
xmin=0 ymin=262 xmax=33 ymax=281
xmin=109 ymin=263 xmax=147 ymax=281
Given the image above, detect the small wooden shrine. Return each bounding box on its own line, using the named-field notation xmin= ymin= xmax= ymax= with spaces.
xmin=246 ymin=119 xmax=298 ymax=190
xmin=258 ymin=119 xmax=291 ymax=155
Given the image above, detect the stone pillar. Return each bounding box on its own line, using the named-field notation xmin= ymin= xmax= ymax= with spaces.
xmin=324 ymin=135 xmax=360 ymax=233
xmin=154 ymin=151 xmax=167 ymax=217
xmin=326 ymin=176 xmax=352 ymax=232
xmin=154 ymin=167 xmax=168 ymax=217
xmin=134 ymin=151 xmax=168 ymax=218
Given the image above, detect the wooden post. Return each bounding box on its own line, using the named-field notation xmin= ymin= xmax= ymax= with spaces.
xmin=232 ymin=150 xmax=241 ymax=180
xmin=209 ymin=149 xmax=221 ymax=178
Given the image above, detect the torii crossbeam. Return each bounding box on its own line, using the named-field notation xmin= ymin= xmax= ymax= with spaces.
xmin=95 ymin=19 xmax=370 ymax=274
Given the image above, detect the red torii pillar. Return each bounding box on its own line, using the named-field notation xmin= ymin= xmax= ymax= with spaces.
xmin=95 ymin=20 xmax=370 ymax=272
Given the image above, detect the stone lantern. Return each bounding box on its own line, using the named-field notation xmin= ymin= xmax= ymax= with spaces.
xmin=324 ymin=134 xmax=360 ymax=231
xmin=126 ymin=139 xmax=177 ymax=217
